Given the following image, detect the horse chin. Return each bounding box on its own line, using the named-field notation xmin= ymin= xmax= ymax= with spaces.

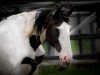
xmin=58 ymin=58 xmax=72 ymax=72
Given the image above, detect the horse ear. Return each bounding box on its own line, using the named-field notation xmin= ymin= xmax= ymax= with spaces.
xmin=61 ymin=7 xmax=74 ymax=22
xmin=53 ymin=5 xmax=62 ymax=19
xmin=62 ymin=7 xmax=74 ymax=17
xmin=67 ymin=7 xmax=74 ymax=16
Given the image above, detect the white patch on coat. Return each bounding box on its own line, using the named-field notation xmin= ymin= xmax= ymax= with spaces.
xmin=0 ymin=10 xmax=38 ymax=75
xmin=56 ymin=22 xmax=72 ymax=64
xmin=35 ymin=44 xmax=45 ymax=57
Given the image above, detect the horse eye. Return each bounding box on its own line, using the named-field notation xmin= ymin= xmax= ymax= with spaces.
xmin=55 ymin=28 xmax=59 ymax=33
xmin=53 ymin=22 xmax=58 ymax=26
xmin=55 ymin=28 xmax=60 ymax=37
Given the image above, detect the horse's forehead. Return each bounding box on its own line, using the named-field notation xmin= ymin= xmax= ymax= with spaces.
xmin=57 ymin=22 xmax=71 ymax=30
xmin=56 ymin=22 xmax=71 ymax=34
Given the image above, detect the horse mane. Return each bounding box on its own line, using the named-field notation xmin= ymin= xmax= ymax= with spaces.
xmin=33 ymin=8 xmax=53 ymax=36
xmin=33 ymin=7 xmax=70 ymax=36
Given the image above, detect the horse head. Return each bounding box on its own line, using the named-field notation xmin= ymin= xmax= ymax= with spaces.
xmin=46 ymin=5 xmax=73 ymax=66
xmin=34 ymin=5 xmax=74 ymax=66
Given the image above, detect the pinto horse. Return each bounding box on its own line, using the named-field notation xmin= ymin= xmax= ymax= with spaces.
xmin=0 ymin=6 xmax=73 ymax=75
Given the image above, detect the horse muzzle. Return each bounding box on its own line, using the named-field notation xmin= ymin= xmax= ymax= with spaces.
xmin=59 ymin=55 xmax=73 ymax=68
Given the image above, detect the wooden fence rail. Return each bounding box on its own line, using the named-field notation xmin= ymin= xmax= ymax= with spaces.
xmin=70 ymin=34 xmax=100 ymax=40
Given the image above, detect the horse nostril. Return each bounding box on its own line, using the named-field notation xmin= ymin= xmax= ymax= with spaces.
xmin=64 ymin=56 xmax=67 ymax=60
xmin=65 ymin=61 xmax=68 ymax=65
xmin=65 ymin=61 xmax=70 ymax=66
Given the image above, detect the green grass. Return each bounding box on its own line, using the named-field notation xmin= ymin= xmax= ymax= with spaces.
xmin=38 ymin=65 xmax=99 ymax=75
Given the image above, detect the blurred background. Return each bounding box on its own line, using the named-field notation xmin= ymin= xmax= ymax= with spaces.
xmin=0 ymin=0 xmax=100 ymax=75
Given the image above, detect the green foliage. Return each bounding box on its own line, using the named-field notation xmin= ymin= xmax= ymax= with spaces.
xmin=82 ymin=39 xmax=91 ymax=53
xmin=71 ymin=40 xmax=79 ymax=53
xmin=42 ymin=42 xmax=50 ymax=55
xmin=71 ymin=40 xmax=91 ymax=54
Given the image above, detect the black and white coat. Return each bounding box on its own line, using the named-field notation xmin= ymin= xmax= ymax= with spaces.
xmin=0 ymin=6 xmax=73 ymax=75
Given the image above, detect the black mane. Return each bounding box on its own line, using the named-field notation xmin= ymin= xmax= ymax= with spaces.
xmin=34 ymin=8 xmax=53 ymax=35
xmin=34 ymin=8 xmax=70 ymax=36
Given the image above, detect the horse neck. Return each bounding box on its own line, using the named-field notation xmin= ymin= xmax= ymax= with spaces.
xmin=1 ymin=10 xmax=37 ymax=37
xmin=23 ymin=10 xmax=38 ymax=37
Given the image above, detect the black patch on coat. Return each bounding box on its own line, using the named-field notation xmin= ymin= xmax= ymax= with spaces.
xmin=29 ymin=35 xmax=41 ymax=51
xmin=46 ymin=25 xmax=61 ymax=52
xmin=21 ymin=55 xmax=44 ymax=75
xmin=21 ymin=57 xmax=37 ymax=75
xmin=35 ymin=55 xmax=44 ymax=65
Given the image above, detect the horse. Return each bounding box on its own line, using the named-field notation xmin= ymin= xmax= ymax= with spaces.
xmin=0 ymin=5 xmax=73 ymax=75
